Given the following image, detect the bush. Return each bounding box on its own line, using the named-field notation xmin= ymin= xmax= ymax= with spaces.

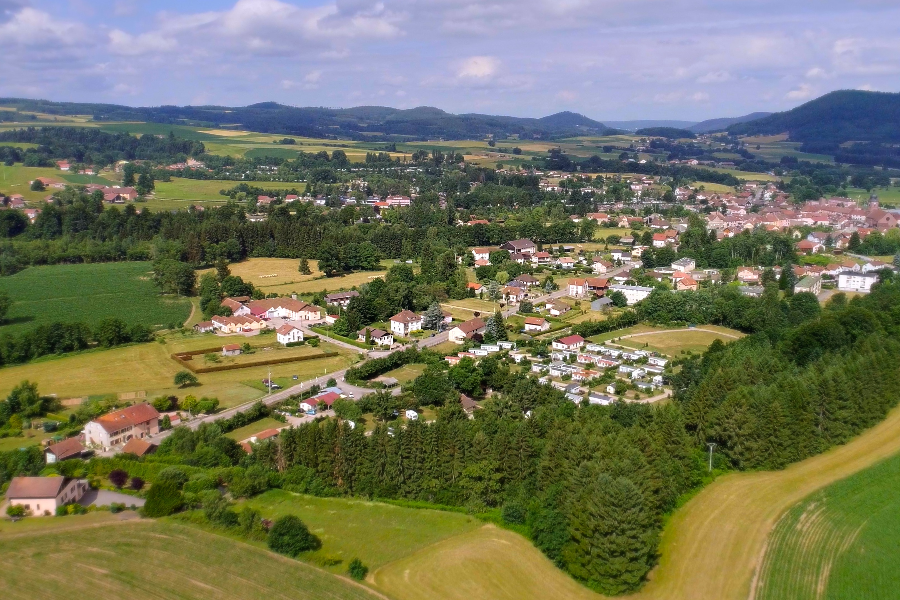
xmin=108 ymin=469 xmax=128 ymax=489
xmin=183 ymin=474 xmax=219 ymax=494
xmin=6 ymin=504 xmax=26 ymax=518
xmin=129 ymin=476 xmax=145 ymax=491
xmin=267 ymin=515 xmax=321 ymax=557
xmin=502 ymin=500 xmax=527 ymax=525
xmin=156 ymin=466 xmax=189 ymax=489
xmin=143 ymin=480 xmax=184 ymax=518
xmin=348 ymin=558 xmax=369 ymax=581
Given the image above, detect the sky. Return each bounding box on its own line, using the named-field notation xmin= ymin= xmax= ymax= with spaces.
xmin=1 ymin=0 xmax=898 ymax=122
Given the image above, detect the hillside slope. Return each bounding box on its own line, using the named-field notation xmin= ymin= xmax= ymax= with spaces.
xmin=727 ymin=90 xmax=900 ymax=143
xmin=690 ymin=112 xmax=771 ymax=134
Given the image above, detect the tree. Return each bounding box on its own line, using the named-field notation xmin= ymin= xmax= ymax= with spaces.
xmin=893 ymin=253 xmax=900 ymax=269
xmin=485 ymin=310 xmax=507 ymax=342
xmin=181 ymin=394 xmax=199 ymax=414
xmin=370 ymin=390 xmax=398 ymax=422
xmin=332 ymin=398 xmax=362 ymax=422
xmin=298 ymin=257 xmax=312 ymax=275
xmin=30 ymin=179 xmax=45 ymax=191
xmin=151 ymin=395 xmax=176 ymax=412
xmin=348 ymin=558 xmax=369 ymax=581
xmin=215 ymin=258 xmax=231 ymax=282
xmin=410 ymin=367 xmax=456 ymax=406
xmin=487 ymin=280 xmax=501 ymax=301
xmin=136 ymin=172 xmax=154 ymax=196
xmin=174 ymin=371 xmax=198 ymax=388
xmin=608 ymin=290 xmax=628 ymax=307
xmin=267 ymin=515 xmax=321 ymax=556
xmin=519 ymin=300 xmax=534 ymax=314
xmin=848 ymin=231 xmax=861 ymax=251
xmin=0 ymin=291 xmax=13 ymax=323
xmin=152 ymin=259 xmax=196 ymax=295
xmin=143 ymin=480 xmax=184 ymax=518
xmin=130 ymin=477 xmax=145 ymax=491
xmin=422 ymin=302 xmax=445 ymax=331
xmin=108 ymin=469 xmax=128 ymax=489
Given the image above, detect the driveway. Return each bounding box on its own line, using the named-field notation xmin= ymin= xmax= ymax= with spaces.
xmin=80 ymin=489 xmax=146 ymax=508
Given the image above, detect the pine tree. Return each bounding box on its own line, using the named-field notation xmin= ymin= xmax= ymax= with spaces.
xmin=422 ymin=302 xmax=444 ymax=331
xmin=299 ymin=257 xmax=312 ymax=275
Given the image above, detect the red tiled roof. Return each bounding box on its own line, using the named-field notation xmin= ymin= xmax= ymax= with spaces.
xmin=6 ymin=476 xmax=69 ymax=499
xmin=91 ymin=404 xmax=159 ymax=434
xmin=557 ymin=334 xmax=585 ymax=346
xmin=121 ymin=437 xmax=156 ymax=457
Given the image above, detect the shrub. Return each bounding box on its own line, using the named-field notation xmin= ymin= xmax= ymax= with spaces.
xmin=6 ymin=505 xmax=26 ymax=518
xmin=348 ymin=558 xmax=369 ymax=581
xmin=156 ymin=466 xmax=189 ymax=489
xmin=267 ymin=515 xmax=321 ymax=557
xmin=143 ymin=480 xmax=184 ymax=518
xmin=183 ymin=474 xmax=219 ymax=494
xmin=108 ymin=469 xmax=129 ymax=489
xmin=502 ymin=500 xmax=527 ymax=525
xmin=129 ymin=476 xmax=145 ymax=491
xmin=55 ymin=505 xmax=68 ymax=516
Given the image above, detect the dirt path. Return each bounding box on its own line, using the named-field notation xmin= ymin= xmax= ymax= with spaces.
xmin=624 ymin=402 xmax=900 ymax=600
xmin=182 ymin=298 xmax=198 ymax=328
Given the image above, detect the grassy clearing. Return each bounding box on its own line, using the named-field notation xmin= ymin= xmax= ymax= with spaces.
xmin=203 ymin=257 xmax=387 ymax=297
xmin=380 ymin=363 xmax=427 ymax=384
xmin=0 ymin=516 xmax=380 ymax=600
xmin=372 ymin=525 xmax=600 ymax=600
xmin=153 ymin=178 xmax=304 ymax=202
xmin=616 ymin=328 xmax=743 ymax=356
xmin=755 ymin=451 xmax=900 ymax=600
xmin=440 ymin=298 xmax=501 ymax=320
xmin=0 ymin=262 xmax=192 ymax=335
xmin=224 ymin=417 xmax=285 ymax=441
xmin=244 ymin=489 xmax=479 ymax=571
xmin=0 ymin=332 xmax=357 ymax=408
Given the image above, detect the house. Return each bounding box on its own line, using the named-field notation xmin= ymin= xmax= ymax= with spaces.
xmin=193 ymin=321 xmax=214 ymax=333
xmin=608 ymin=284 xmax=654 ymax=305
xmin=738 ymin=285 xmax=765 ymax=298
xmin=460 ymin=394 xmax=481 ymax=417
xmin=796 ymin=240 xmax=824 ymax=255
xmin=300 ymin=391 xmax=340 ymax=412
xmin=737 ymin=268 xmax=761 ymax=284
xmin=671 ymin=257 xmax=696 ymax=272
xmin=121 ymin=437 xmax=157 ymax=457
xmin=471 ymin=247 xmax=495 ymax=262
xmin=449 ymin=318 xmax=486 ymax=344
xmin=210 ymin=315 xmax=267 ymax=334
xmin=531 ymin=251 xmax=552 ymax=265
xmin=220 ymin=297 xmax=249 ymax=315
xmin=276 ymin=324 xmax=304 ymax=345
xmin=837 ymin=271 xmax=878 ymax=293
xmin=246 ymin=298 xmax=321 ymax=321
xmin=648 ymin=356 xmax=668 ymax=367
xmin=467 ymin=282 xmax=483 ymax=293
xmin=358 ymin=328 xmax=393 ymax=346
xmin=568 ymin=278 xmax=589 ymax=298
xmin=557 ymin=257 xmax=575 ymax=269
xmin=324 ymin=291 xmax=360 ymax=308
xmin=500 ymin=238 xmax=536 ymax=255
xmin=588 ymin=392 xmax=615 ymax=406
xmin=652 ymin=233 xmax=669 ymax=248
xmin=44 ymin=437 xmax=85 ymax=464
xmin=524 ymin=316 xmax=550 ymax=332
xmin=83 ymin=403 xmax=159 ymax=450
xmin=552 ymin=334 xmax=585 ymax=351
xmin=222 ymin=343 xmax=242 ymax=356
xmin=794 ymin=276 xmax=822 ymax=296
xmin=56 ymin=160 xmax=71 ymax=171
xmin=390 ymin=310 xmax=423 ymax=337
xmin=502 ymin=286 xmax=525 ymax=304
xmin=547 ymin=300 xmax=570 ymax=317
xmin=675 ymin=276 xmax=698 ymax=291
xmin=593 ymin=258 xmax=613 ymax=274
xmin=5 ymin=477 xmax=88 ymax=516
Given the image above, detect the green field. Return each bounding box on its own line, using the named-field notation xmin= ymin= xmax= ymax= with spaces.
xmin=0 ymin=262 xmax=192 ymax=335
xmin=379 ymin=363 xmax=427 ymax=384
xmin=616 ymin=327 xmax=743 ymax=356
xmin=243 ymin=489 xmax=479 ymax=571
xmin=0 ymin=515 xmax=380 ymax=600
xmin=153 ymin=178 xmax=304 ymax=202
xmin=755 ymin=451 xmax=900 ymax=600
xmin=224 ymin=417 xmax=285 ymax=441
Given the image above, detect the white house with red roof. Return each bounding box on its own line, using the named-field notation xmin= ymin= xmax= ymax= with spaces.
xmin=276 ymin=324 xmax=304 ymax=345
xmin=552 ymin=334 xmax=585 ymax=351
xmin=83 ymin=404 xmax=160 ymax=450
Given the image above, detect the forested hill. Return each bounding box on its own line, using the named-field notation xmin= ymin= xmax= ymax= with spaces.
xmin=689 ymin=112 xmax=771 ymax=134
xmin=0 ymin=98 xmax=611 ymax=141
xmin=727 ymin=90 xmax=900 ymax=143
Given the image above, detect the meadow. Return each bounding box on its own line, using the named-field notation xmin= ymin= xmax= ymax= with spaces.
xmin=616 ymin=327 xmax=743 ymax=356
xmin=0 ymin=516 xmax=381 ymax=600
xmin=754 ymin=451 xmax=900 ymax=600
xmin=0 ymin=164 xmax=116 ymax=202
xmin=0 ymin=262 xmax=192 ymax=335
xmin=224 ymin=416 xmax=286 ymax=441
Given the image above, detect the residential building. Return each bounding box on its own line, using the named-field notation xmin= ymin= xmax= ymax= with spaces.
xmin=246 ymin=298 xmax=321 ymax=321
xmin=358 ymin=328 xmax=393 ymax=346
xmin=83 ymin=403 xmax=160 ymax=450
xmin=471 ymin=247 xmax=494 ymax=262
xmin=500 ymin=238 xmax=537 ymax=255
xmin=837 ymin=271 xmax=878 ymax=293
xmin=671 ymin=257 xmax=696 ymax=272
xmin=210 ymin=315 xmax=267 ymax=334
xmin=592 ymin=258 xmax=613 ymax=274
xmin=523 ymin=316 xmax=550 ymax=332
xmin=449 ymin=318 xmax=486 ymax=344
xmin=552 ymin=334 xmax=585 ymax=351
xmin=794 ymin=276 xmax=822 ymax=296
xmin=547 ymin=300 xmax=571 ymax=316
xmin=608 ymin=284 xmax=654 ymax=305
xmin=276 ymin=324 xmax=304 ymax=345
xmin=390 ymin=310 xmax=423 ymax=336
xmin=44 ymin=437 xmax=85 ymax=464
xmin=5 ymin=477 xmax=89 ymax=516
xmin=324 ymin=291 xmax=360 ymax=308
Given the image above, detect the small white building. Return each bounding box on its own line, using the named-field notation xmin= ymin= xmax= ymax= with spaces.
xmin=5 ymin=477 xmax=89 ymax=517
xmin=276 ymin=324 xmax=304 ymax=345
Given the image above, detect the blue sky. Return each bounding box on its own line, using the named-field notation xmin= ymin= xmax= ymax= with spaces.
xmin=2 ymin=0 xmax=898 ymax=121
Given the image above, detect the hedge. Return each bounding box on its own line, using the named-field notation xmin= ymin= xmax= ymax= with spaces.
xmin=172 ymin=351 xmax=339 ymax=374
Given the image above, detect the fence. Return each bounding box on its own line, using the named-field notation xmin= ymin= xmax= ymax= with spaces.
xmin=171 ymin=349 xmax=340 ymax=374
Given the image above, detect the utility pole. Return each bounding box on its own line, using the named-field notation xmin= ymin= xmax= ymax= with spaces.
xmin=267 ymin=369 xmax=272 ymax=395
xmin=707 ymin=442 xmax=716 ymax=472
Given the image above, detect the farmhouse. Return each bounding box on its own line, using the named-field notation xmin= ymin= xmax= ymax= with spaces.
xmin=390 ymin=310 xmax=423 ymax=336
xmin=83 ymin=403 xmax=160 ymax=451
xmin=276 ymin=324 xmax=304 ymax=345
xmin=44 ymin=437 xmax=85 ymax=464
xmin=524 ymin=316 xmax=550 ymax=332
xmin=5 ymin=477 xmax=89 ymax=517
xmin=247 ymin=298 xmax=321 ymax=320
xmin=449 ymin=318 xmax=486 ymax=344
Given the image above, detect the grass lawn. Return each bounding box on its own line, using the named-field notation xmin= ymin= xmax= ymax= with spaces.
xmin=0 ymin=332 xmax=357 ymax=408
xmin=0 ymin=262 xmax=192 ymax=335
xmin=372 ymin=525 xmax=601 ymax=600
xmin=202 ymin=258 xmax=387 ymax=297
xmin=380 ymin=363 xmax=427 ymax=384
xmin=0 ymin=516 xmax=380 ymax=600
xmin=153 ymin=178 xmax=305 ymax=202
xmin=440 ymin=298 xmax=501 ymax=320
xmin=224 ymin=417 xmax=285 ymax=441
xmin=244 ymin=489 xmax=479 ymax=571
xmin=616 ymin=327 xmax=744 ymax=356
xmin=755 ymin=451 xmax=900 ymax=600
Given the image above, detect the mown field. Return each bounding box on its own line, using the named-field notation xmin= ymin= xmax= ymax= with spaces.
xmin=243 ymin=489 xmax=480 ymax=571
xmin=754 ymin=451 xmax=900 ymax=600
xmin=616 ymin=327 xmax=743 ymax=356
xmin=0 ymin=164 xmax=116 ymax=202
xmin=224 ymin=416 xmax=285 ymax=441
xmin=0 ymin=331 xmax=358 ymax=408
xmin=0 ymin=515 xmax=381 ymax=600
xmin=0 ymin=262 xmax=192 ymax=335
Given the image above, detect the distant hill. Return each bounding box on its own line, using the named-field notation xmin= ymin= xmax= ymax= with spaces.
xmin=0 ymin=98 xmax=613 ymax=141
xmin=727 ymin=90 xmax=900 ymax=143
xmin=603 ymin=119 xmax=697 ymax=132
xmin=635 ymin=127 xmax=696 ymax=140
xmin=690 ymin=112 xmax=771 ymax=134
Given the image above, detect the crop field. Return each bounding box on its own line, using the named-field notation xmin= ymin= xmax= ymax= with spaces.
xmin=616 ymin=327 xmax=743 ymax=356
xmin=0 ymin=516 xmax=380 ymax=600
xmin=0 ymin=262 xmax=192 ymax=335
xmin=0 ymin=331 xmax=357 ymax=407
xmin=243 ymin=489 xmax=479 ymax=572
xmin=754 ymin=451 xmax=900 ymax=600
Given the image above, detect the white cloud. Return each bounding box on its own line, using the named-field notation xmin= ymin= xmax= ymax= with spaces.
xmin=0 ymin=7 xmax=89 ymax=47
xmin=805 ymin=67 xmax=830 ymax=79
xmin=457 ymin=56 xmax=499 ymax=79
xmin=786 ymin=83 xmax=815 ymax=100
xmin=691 ymin=92 xmax=710 ymax=102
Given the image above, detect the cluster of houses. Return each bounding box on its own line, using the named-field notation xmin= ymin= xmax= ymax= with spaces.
xmin=194 ymin=296 xmax=322 ymax=343
xmin=444 ymin=340 xmax=517 ymax=365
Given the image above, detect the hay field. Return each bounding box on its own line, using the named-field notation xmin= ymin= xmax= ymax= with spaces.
xmin=153 ymin=178 xmax=304 ymax=202
xmin=616 ymin=327 xmax=743 ymax=356
xmin=0 ymin=262 xmax=192 ymax=335
xmin=199 ymin=258 xmax=388 ymax=296
xmin=0 ymin=516 xmax=380 ymax=600
xmin=754 ymin=451 xmax=900 ymax=600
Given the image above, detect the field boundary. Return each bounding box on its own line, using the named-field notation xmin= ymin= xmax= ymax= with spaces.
xmin=171 ymin=348 xmax=339 ymax=374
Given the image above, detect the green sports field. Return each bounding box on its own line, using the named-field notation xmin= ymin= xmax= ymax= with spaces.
xmin=754 ymin=451 xmax=900 ymax=600
xmin=0 ymin=262 xmax=192 ymax=334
